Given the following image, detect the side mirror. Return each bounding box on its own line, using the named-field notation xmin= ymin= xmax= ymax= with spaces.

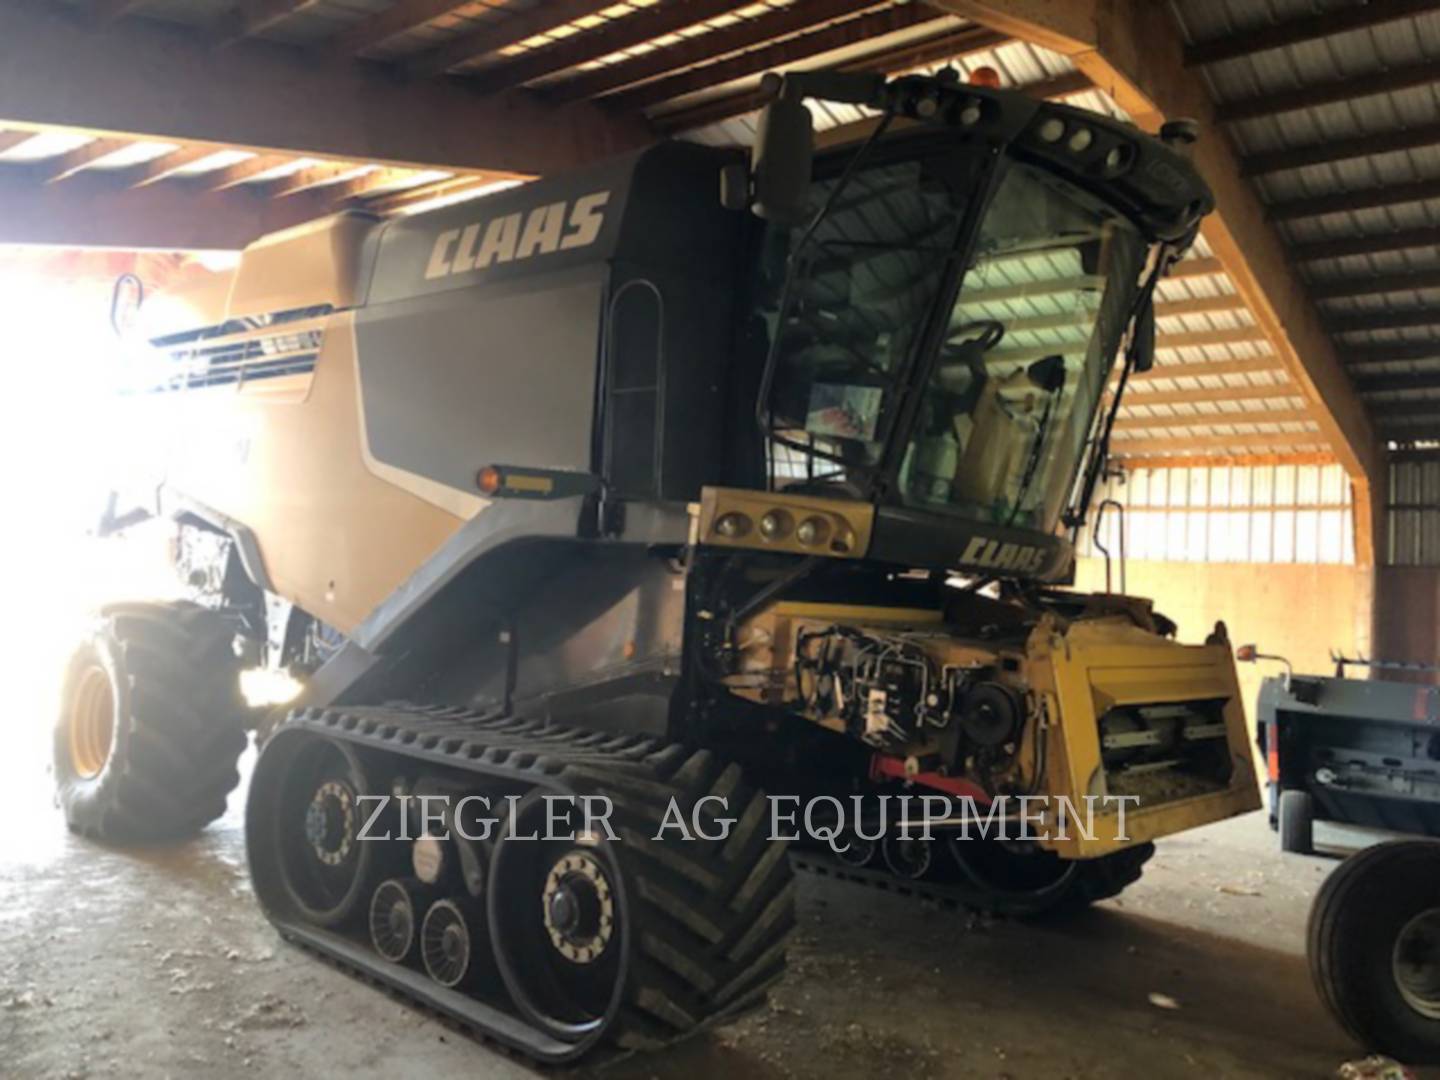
xmin=751 ymin=82 xmax=814 ymax=225
xmin=1129 ymin=297 xmax=1155 ymax=373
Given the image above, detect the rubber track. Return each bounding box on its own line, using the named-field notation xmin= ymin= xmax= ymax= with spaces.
xmin=790 ymin=840 xmax=1153 ymax=920
xmin=252 ymin=703 xmax=794 ymax=1065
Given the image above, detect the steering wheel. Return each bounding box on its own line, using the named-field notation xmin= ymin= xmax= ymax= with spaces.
xmin=944 ymin=319 xmax=1006 ymax=355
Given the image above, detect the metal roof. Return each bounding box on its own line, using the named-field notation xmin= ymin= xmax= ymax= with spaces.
xmin=1173 ymin=0 xmax=1440 ymax=451
xmin=0 ymin=0 xmax=1342 ymax=463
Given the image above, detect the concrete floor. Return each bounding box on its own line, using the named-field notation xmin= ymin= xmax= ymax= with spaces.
xmin=3 ymin=740 xmax=1430 ymax=1080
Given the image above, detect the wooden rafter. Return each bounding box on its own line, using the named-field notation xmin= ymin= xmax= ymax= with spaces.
xmin=1291 ymin=226 xmax=1440 ymax=262
xmin=1241 ymin=123 xmax=1440 ymax=178
xmin=548 ymin=0 xmax=888 ymax=102
xmin=1113 ymin=407 xmax=1312 ymax=432
xmin=614 ymin=4 xmax=953 ymax=112
xmin=0 ymin=2 xmax=649 ymax=176
xmin=0 ymin=130 xmax=36 ymax=155
xmin=1183 ymin=0 xmax=1440 ymax=67
xmin=38 ymin=137 xmax=131 ymax=183
xmin=1109 ymin=431 xmax=1325 ymax=453
xmin=1166 ymin=256 xmax=1225 ymax=279
xmin=329 ymin=168 xmax=445 ymax=203
xmin=1347 ymin=343 xmax=1440 ymax=366
xmin=1216 ymin=59 xmax=1440 ymax=124
xmin=126 ymin=145 xmax=223 ymax=188
xmin=406 ymin=0 xmax=623 ymax=80
xmin=214 ymin=0 xmax=325 ymax=48
xmin=328 ymin=0 xmax=476 ymax=58
xmin=267 ymin=162 xmax=369 ymax=198
xmin=1267 ymin=178 xmax=1440 ymax=221
xmin=1310 ymin=268 xmax=1440 ymax=300
xmin=205 ymin=155 xmax=293 ymax=191
xmin=1122 ymin=383 xmax=1300 ymax=407
xmin=0 ymin=168 xmax=334 ymax=249
xmin=1110 ymin=451 xmax=1337 ymax=469
xmin=1130 ymin=357 xmax=1284 ymax=382
xmin=1327 ymin=309 xmax=1440 ymax=334
xmin=1356 ymin=371 xmax=1440 ymax=394
xmin=1153 ymin=293 xmax=1248 ymax=318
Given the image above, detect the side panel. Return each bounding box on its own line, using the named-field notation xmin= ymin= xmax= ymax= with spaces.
xmin=165 ymin=313 xmax=468 ymax=633
xmin=354 ymin=267 xmax=605 ymax=501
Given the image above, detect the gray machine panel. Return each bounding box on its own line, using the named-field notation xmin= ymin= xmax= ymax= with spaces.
xmin=355 ymin=268 xmax=606 ymax=493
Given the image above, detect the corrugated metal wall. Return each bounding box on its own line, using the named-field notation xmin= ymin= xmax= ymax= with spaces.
xmin=1388 ymin=454 xmax=1440 ymax=566
xmin=1078 ymin=462 xmax=1355 ymax=564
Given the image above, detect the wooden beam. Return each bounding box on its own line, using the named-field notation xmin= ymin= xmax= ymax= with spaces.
xmin=1113 ymin=407 xmax=1312 ymax=432
xmin=205 ymin=154 xmax=293 ymax=191
xmin=0 ymin=130 xmax=37 ymax=155
xmin=361 ymin=175 xmax=489 ymax=213
xmin=1373 ymin=400 xmax=1440 ymax=421
xmin=0 ymin=168 xmax=332 ymax=249
xmin=326 ymin=0 xmax=473 ymax=58
xmin=125 ymin=144 xmax=223 ymax=188
xmin=1110 ymin=451 xmax=1337 ymax=469
xmin=215 ymin=0 xmax=324 ymax=48
xmin=0 ymin=1 xmax=650 ymax=176
xmin=406 ymin=0 xmax=622 ymax=80
xmin=1184 ymin=0 xmax=1440 ymax=67
xmin=1216 ymin=59 xmax=1440 ymax=123
xmin=606 ymin=3 xmax=951 ymax=112
xmin=1291 ymin=226 xmax=1440 ymax=262
xmin=548 ymin=0 xmax=889 ymax=102
xmin=936 ymin=0 xmax=1381 ymax=560
xmin=1131 ymin=357 xmax=1285 ymax=382
xmin=1154 ymin=293 xmax=1248 ymax=317
xmin=1328 ymin=308 xmax=1440 ymax=334
xmin=1241 ymin=123 xmax=1440 ymax=178
xmin=1357 ymin=371 xmax=1440 ymax=394
xmin=1109 ymin=431 xmax=1326 ymax=454
xmin=37 ymin=137 xmax=131 ymax=183
xmin=266 ymin=162 xmax=368 ymax=197
xmin=1348 ymin=343 xmax=1440 ymax=366
xmin=1310 ymin=268 xmax=1440 ymax=300
xmin=1122 ymin=383 xmax=1300 ymax=407
xmin=1167 ymin=256 xmax=1225 ymax=279
xmin=1267 ymin=178 xmax=1440 ymax=221
xmin=329 ymin=167 xmax=443 ymax=203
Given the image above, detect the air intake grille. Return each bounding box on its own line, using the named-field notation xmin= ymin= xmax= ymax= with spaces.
xmin=145 ymin=304 xmax=332 ymax=392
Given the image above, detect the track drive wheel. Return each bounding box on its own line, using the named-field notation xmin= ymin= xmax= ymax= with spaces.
xmin=948 ymin=836 xmax=1155 ymax=918
xmin=487 ymin=749 xmax=796 ymax=1054
xmin=1309 ymin=839 xmax=1440 ymax=1064
xmin=54 ymin=601 xmax=247 ymax=843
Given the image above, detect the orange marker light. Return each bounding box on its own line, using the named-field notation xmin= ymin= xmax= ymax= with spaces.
xmin=476 ymin=466 xmax=503 ymax=495
xmin=969 ymin=66 xmax=1002 ymax=89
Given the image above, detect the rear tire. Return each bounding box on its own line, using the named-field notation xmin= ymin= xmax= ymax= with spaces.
xmin=54 ymin=601 xmax=248 ymax=844
xmin=1279 ymin=789 xmax=1315 ymax=855
xmin=1309 ymin=840 xmax=1440 ymax=1064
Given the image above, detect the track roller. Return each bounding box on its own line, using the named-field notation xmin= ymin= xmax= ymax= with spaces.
xmin=882 ymin=832 xmax=935 ymax=879
xmin=369 ymin=878 xmax=431 ymax=964
xmin=422 ymin=899 xmax=483 ymax=989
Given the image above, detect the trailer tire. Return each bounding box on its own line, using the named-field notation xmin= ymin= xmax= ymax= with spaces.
xmin=54 ymin=601 xmax=248 ymax=844
xmin=1279 ymin=789 xmax=1315 ymax=855
xmin=1309 ymin=840 xmax=1440 ymax=1064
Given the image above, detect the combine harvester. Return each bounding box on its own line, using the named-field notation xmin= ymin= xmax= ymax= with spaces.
xmin=58 ymin=68 xmax=1262 ymax=1061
